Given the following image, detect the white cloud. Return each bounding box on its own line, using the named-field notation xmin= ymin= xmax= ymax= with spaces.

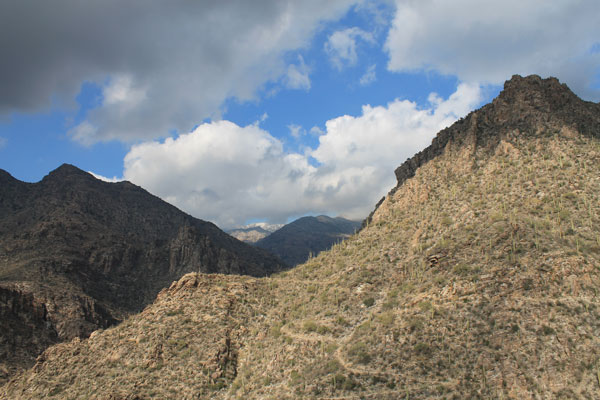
xmin=284 ymin=55 xmax=311 ymax=90
xmin=123 ymin=121 xmax=315 ymax=228
xmin=122 ymin=83 xmax=482 ymax=229
xmin=325 ymin=27 xmax=376 ymax=70
xmin=0 ymin=137 xmax=6 ymax=149
xmin=359 ymin=64 xmax=377 ymax=85
xmin=385 ymin=0 xmax=600 ymax=99
xmin=0 ymin=0 xmax=359 ymax=143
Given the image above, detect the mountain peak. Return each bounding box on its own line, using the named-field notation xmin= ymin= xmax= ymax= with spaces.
xmin=490 ymin=74 xmax=598 ymax=132
xmin=501 ymin=74 xmax=566 ymax=98
xmin=38 ymin=164 xmax=101 ymax=187
xmin=363 ymin=74 xmax=600 ymax=228
xmin=44 ymin=163 xmax=92 ymax=180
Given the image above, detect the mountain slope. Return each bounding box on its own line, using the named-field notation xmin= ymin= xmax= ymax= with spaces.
xmin=0 ymin=165 xmax=285 ymax=383
xmin=3 ymin=75 xmax=600 ymax=399
xmin=255 ymin=215 xmax=361 ymax=266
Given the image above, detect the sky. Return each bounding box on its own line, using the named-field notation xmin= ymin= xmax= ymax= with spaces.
xmin=1 ymin=0 xmax=599 ymax=229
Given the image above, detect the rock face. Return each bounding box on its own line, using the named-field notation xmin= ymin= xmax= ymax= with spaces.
xmin=255 ymin=216 xmax=360 ymax=266
xmin=0 ymin=165 xmax=285 ymax=382
xmin=0 ymin=286 xmax=57 ymax=383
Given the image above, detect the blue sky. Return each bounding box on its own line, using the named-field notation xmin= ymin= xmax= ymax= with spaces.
xmin=1 ymin=1 xmax=599 ymax=228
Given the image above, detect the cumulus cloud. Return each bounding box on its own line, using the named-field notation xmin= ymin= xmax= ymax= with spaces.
xmin=325 ymin=27 xmax=376 ymax=70
xmin=123 ymin=121 xmax=314 ymax=228
xmin=0 ymin=0 xmax=358 ymax=143
xmin=385 ymin=0 xmax=600 ymax=99
xmin=359 ymin=64 xmax=377 ymax=85
xmin=121 ymin=83 xmax=482 ymax=229
xmin=0 ymin=137 xmax=6 ymax=150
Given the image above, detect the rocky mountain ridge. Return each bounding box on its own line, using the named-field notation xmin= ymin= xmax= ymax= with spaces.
xmin=0 ymin=165 xmax=285 ymax=383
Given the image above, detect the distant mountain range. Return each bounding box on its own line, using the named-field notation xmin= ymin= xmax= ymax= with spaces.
xmin=0 ymin=165 xmax=285 ymax=383
xmin=254 ymin=215 xmax=361 ymax=266
xmin=227 ymin=222 xmax=283 ymax=243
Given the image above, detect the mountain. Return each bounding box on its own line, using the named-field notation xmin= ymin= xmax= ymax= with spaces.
xmin=255 ymin=216 xmax=361 ymax=266
xmin=0 ymin=165 xmax=285 ymax=383
xmin=3 ymin=75 xmax=600 ymax=399
xmin=227 ymin=223 xmax=282 ymax=244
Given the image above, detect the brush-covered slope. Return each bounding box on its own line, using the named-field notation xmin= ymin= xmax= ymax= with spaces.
xmin=255 ymin=215 xmax=361 ymax=266
xmin=0 ymin=165 xmax=285 ymax=383
xmin=3 ymin=75 xmax=600 ymax=399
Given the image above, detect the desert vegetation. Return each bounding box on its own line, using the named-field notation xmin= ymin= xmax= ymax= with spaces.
xmin=2 ymin=75 xmax=600 ymax=399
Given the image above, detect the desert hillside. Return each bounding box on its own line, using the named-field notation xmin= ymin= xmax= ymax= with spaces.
xmin=0 ymin=165 xmax=285 ymax=384
xmin=2 ymin=75 xmax=600 ymax=399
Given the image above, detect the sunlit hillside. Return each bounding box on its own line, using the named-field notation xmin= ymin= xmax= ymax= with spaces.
xmin=3 ymin=75 xmax=599 ymax=399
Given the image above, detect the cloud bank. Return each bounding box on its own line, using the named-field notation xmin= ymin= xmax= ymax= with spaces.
xmin=0 ymin=0 xmax=358 ymax=143
xmin=385 ymin=0 xmax=600 ymax=99
xmin=123 ymin=84 xmax=481 ymax=228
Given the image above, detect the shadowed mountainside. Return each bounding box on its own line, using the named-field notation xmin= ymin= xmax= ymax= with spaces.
xmin=0 ymin=165 xmax=285 ymax=383
xmin=3 ymin=75 xmax=600 ymax=399
xmin=255 ymin=216 xmax=361 ymax=266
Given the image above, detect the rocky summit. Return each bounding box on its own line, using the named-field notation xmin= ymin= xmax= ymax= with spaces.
xmin=2 ymin=75 xmax=600 ymax=399
xmin=0 ymin=166 xmax=285 ymax=383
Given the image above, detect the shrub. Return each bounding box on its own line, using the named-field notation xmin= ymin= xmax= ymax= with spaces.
xmin=414 ymin=342 xmax=431 ymax=355
xmin=331 ymin=374 xmax=359 ymax=391
xmin=289 ymin=370 xmax=302 ymax=386
xmin=363 ymin=297 xmax=375 ymax=307
xmin=541 ymin=325 xmax=555 ymax=335
xmin=347 ymin=342 xmax=372 ymax=364
xmin=303 ymin=320 xmax=318 ymax=333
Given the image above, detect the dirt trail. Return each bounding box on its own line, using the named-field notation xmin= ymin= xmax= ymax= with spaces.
xmin=278 ymin=317 xmax=398 ymax=379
